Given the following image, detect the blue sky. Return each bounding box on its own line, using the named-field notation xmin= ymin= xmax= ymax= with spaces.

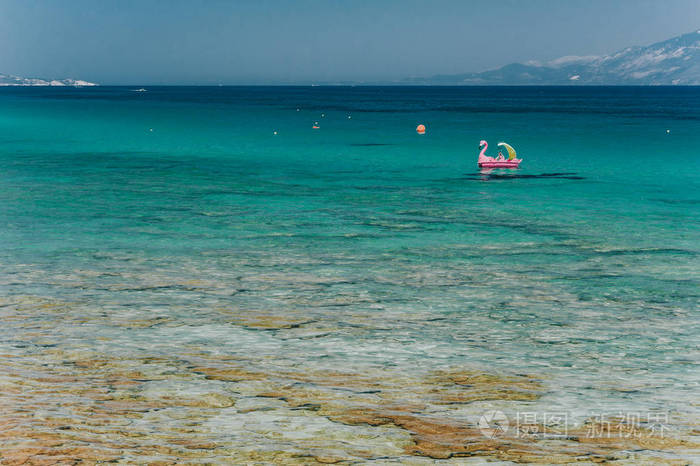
xmin=1 ymin=0 xmax=699 ymax=84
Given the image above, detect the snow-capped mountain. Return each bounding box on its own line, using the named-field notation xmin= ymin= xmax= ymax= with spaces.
xmin=410 ymin=30 xmax=700 ymax=85
xmin=0 ymin=74 xmax=98 ymax=87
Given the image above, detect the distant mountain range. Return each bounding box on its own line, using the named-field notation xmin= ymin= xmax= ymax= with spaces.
xmin=405 ymin=30 xmax=700 ymax=85
xmin=0 ymin=74 xmax=98 ymax=87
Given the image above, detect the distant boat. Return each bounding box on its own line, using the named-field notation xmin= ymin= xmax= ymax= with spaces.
xmin=131 ymin=88 xmax=148 ymax=92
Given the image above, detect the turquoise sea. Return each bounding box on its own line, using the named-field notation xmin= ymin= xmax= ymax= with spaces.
xmin=1 ymin=86 xmax=698 ymax=463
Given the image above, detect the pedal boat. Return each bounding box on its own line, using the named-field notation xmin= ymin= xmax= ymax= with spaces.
xmin=478 ymin=140 xmax=522 ymax=169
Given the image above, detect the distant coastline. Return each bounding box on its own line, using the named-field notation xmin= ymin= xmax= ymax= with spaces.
xmin=0 ymin=74 xmax=98 ymax=87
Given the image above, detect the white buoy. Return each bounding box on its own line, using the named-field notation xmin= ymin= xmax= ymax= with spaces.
xmin=321 ymin=113 xmax=325 ymax=118
xmin=348 ymin=115 xmax=352 ymax=119
xmin=149 ymin=128 xmax=153 ymax=132
xmin=666 ymin=129 xmax=670 ymax=134
xmin=273 ymin=131 xmax=278 ymax=135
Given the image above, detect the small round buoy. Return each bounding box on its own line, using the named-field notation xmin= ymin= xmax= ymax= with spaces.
xmin=297 ymin=108 xmax=300 ymax=111
xmin=321 ymin=113 xmax=325 ymax=118
xmin=416 ymin=124 xmax=426 ymax=134
xmin=666 ymin=129 xmax=670 ymax=134
xmin=348 ymin=115 xmax=352 ymax=119
xmin=149 ymin=128 xmax=153 ymax=132
xmin=273 ymin=131 xmax=278 ymax=135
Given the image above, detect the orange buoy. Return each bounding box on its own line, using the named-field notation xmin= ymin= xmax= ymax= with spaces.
xmin=416 ymin=124 xmax=426 ymax=134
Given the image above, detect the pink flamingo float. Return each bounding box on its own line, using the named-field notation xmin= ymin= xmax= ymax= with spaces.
xmin=478 ymin=140 xmax=522 ymax=169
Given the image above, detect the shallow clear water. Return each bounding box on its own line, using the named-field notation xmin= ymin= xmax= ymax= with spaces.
xmin=0 ymin=86 xmax=698 ymax=462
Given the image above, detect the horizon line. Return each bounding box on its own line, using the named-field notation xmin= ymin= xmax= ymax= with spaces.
xmin=4 ymin=83 xmax=700 ymax=88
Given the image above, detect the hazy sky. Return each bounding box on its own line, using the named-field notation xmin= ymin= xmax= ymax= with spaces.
xmin=1 ymin=0 xmax=699 ymax=84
